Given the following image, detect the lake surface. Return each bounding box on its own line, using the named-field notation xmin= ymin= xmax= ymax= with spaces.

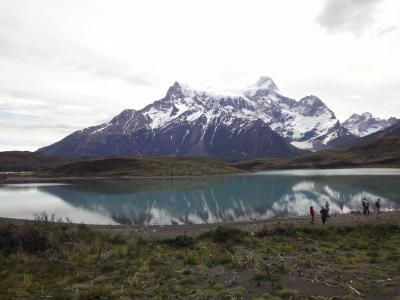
xmin=1 ymin=168 xmax=400 ymax=225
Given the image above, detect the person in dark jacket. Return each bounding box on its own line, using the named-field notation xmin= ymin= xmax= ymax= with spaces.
xmin=362 ymin=198 xmax=367 ymax=215
xmin=375 ymin=198 xmax=381 ymax=219
xmin=325 ymin=201 xmax=330 ymax=217
xmin=310 ymin=206 xmax=315 ymax=225
xmin=320 ymin=207 xmax=328 ymax=225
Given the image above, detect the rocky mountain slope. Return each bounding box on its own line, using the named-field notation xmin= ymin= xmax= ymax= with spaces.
xmin=234 ymin=120 xmax=400 ymax=171
xmin=37 ymin=77 xmax=396 ymax=161
xmin=342 ymin=112 xmax=397 ymax=137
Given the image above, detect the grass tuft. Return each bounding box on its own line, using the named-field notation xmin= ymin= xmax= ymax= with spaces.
xmin=198 ymin=226 xmax=248 ymax=244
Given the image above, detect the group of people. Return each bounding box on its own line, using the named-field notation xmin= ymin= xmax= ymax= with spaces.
xmin=309 ymin=201 xmax=330 ymax=225
xmin=309 ymin=198 xmax=382 ymax=225
xmin=362 ymin=198 xmax=381 ymax=218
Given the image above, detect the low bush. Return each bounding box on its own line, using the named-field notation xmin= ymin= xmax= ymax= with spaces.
xmin=199 ymin=226 xmax=248 ymax=244
xmin=0 ymin=224 xmax=50 ymax=255
xmin=256 ymin=224 xmax=297 ymax=238
xmin=162 ymin=234 xmax=195 ymax=249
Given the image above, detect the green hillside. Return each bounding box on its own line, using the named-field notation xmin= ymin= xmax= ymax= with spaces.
xmin=0 ymin=151 xmax=72 ymax=172
xmin=41 ymin=156 xmax=241 ymax=177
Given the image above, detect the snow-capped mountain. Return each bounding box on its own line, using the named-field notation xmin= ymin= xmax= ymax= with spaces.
xmin=342 ymin=112 xmax=397 ymax=137
xmin=37 ymin=77 xmax=393 ymax=160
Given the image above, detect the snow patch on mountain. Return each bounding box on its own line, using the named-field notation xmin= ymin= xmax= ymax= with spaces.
xmin=343 ymin=112 xmax=397 ymax=137
xmin=244 ymin=76 xmax=278 ymax=97
xmin=117 ymin=78 xmax=350 ymax=150
xmin=39 ymin=76 xmax=398 ymax=159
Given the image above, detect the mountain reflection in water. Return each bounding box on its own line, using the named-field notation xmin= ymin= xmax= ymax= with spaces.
xmin=1 ymin=171 xmax=398 ymax=225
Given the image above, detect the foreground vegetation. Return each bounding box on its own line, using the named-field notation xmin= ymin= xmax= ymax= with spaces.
xmin=1 ymin=217 xmax=400 ymax=299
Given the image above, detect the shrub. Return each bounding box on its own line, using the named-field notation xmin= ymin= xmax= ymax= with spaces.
xmin=256 ymin=225 xmax=297 ymax=238
xmin=19 ymin=225 xmax=50 ymax=253
xmin=199 ymin=226 xmax=247 ymax=244
xmin=0 ymin=224 xmax=50 ymax=255
xmin=0 ymin=224 xmax=19 ymax=255
xmin=162 ymin=235 xmax=195 ymax=249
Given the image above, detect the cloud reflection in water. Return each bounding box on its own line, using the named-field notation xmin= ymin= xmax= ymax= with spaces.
xmin=0 ymin=171 xmax=399 ymax=225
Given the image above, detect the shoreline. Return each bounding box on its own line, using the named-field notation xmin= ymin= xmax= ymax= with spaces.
xmin=1 ymin=210 xmax=399 ymax=239
xmin=2 ymin=166 xmax=400 ymax=184
xmin=0 ymin=172 xmax=249 ymax=184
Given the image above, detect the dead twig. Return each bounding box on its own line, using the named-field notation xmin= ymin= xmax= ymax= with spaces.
xmin=346 ymin=282 xmax=362 ymax=296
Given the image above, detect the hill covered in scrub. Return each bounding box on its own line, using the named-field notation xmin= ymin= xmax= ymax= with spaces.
xmin=39 ymin=156 xmax=240 ymax=177
xmin=0 ymin=151 xmax=72 ymax=172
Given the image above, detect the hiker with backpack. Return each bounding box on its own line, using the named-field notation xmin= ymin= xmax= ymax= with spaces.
xmin=320 ymin=207 xmax=328 ymax=225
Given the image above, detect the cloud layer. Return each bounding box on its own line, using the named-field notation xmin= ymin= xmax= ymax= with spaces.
xmin=316 ymin=0 xmax=384 ymax=35
xmin=0 ymin=0 xmax=399 ymax=151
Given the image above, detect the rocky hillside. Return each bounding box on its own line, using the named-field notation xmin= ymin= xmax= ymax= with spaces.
xmin=342 ymin=112 xmax=397 ymax=137
xmin=234 ymin=134 xmax=400 ymax=171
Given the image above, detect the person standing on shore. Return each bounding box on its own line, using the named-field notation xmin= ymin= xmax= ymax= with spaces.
xmin=310 ymin=206 xmax=315 ymax=225
xmin=375 ymin=198 xmax=381 ymax=219
xmin=366 ymin=201 xmax=370 ymax=215
xmin=362 ymin=198 xmax=367 ymax=215
xmin=320 ymin=207 xmax=328 ymax=225
xmin=325 ymin=201 xmax=330 ymax=217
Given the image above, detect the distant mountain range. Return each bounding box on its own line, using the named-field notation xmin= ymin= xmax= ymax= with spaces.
xmin=342 ymin=112 xmax=397 ymax=137
xmin=2 ymin=120 xmax=400 ymax=174
xmin=234 ymin=121 xmax=400 ymax=171
xmin=37 ymin=77 xmax=397 ymax=161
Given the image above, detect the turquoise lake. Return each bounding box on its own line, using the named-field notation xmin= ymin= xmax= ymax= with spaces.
xmin=1 ymin=168 xmax=400 ymax=225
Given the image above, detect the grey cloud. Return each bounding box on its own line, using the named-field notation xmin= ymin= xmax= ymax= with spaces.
xmin=316 ymin=0 xmax=384 ymax=35
xmin=0 ymin=138 xmax=45 ymax=147
xmin=378 ymin=26 xmax=397 ymax=36
xmin=0 ymin=24 xmax=153 ymax=89
xmin=0 ymin=121 xmax=79 ymax=131
xmin=0 ymin=27 xmax=49 ymax=62
xmin=76 ymin=61 xmax=153 ymax=87
xmin=0 ymin=91 xmax=110 ymax=136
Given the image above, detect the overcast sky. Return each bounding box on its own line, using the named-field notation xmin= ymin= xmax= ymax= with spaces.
xmin=0 ymin=0 xmax=399 ymax=151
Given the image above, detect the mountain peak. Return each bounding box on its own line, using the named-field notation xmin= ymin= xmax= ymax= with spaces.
xmin=343 ymin=112 xmax=397 ymax=137
xmin=296 ymin=95 xmax=335 ymax=118
xmin=299 ymin=95 xmax=325 ymax=107
xmin=347 ymin=112 xmax=374 ymax=122
xmin=165 ymin=81 xmax=190 ymax=98
xmin=254 ymin=76 xmax=278 ymax=90
xmin=245 ymin=76 xmax=278 ymax=96
xmin=361 ymin=112 xmax=373 ymax=119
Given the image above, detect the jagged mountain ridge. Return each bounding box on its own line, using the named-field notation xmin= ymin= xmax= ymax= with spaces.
xmin=342 ymin=112 xmax=397 ymax=137
xmin=37 ymin=77 xmax=396 ymax=160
